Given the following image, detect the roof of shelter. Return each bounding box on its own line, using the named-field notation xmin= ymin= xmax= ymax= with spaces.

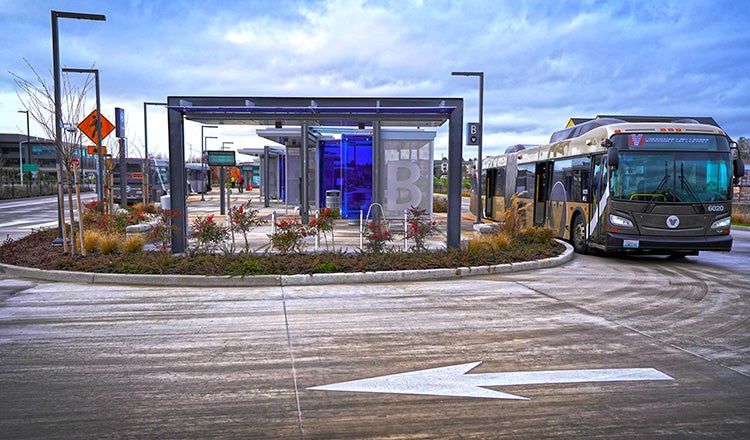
xmin=167 ymin=96 xmax=459 ymax=128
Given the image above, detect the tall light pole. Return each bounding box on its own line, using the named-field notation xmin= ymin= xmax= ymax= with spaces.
xmin=63 ymin=67 xmax=103 ymax=199
xmin=52 ymin=10 xmax=105 ymax=244
xmin=201 ymin=125 xmax=218 ymax=201
xmin=18 ymin=110 xmax=30 ymax=184
xmin=452 ymin=71 xmax=484 ymax=223
xmin=143 ymin=101 xmax=166 ymax=204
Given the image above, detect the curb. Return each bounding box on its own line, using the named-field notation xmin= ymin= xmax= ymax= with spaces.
xmin=0 ymin=240 xmax=574 ymax=287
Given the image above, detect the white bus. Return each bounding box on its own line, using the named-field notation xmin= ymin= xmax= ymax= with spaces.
xmin=481 ymin=117 xmax=745 ymax=256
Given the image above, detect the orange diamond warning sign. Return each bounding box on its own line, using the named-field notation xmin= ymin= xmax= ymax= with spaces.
xmin=78 ymin=110 xmax=115 ymax=144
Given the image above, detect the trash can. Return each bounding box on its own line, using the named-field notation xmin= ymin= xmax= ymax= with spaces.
xmin=160 ymin=194 xmax=171 ymax=211
xmin=325 ymin=189 xmax=341 ymax=212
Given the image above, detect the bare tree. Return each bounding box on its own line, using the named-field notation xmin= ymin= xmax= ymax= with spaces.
xmin=11 ymin=58 xmax=94 ymax=168
xmin=11 ymin=58 xmax=94 ymax=254
xmin=738 ymin=137 xmax=749 ymax=160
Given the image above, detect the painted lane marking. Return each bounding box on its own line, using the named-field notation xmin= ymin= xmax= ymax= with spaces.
xmin=309 ymin=361 xmax=674 ymax=400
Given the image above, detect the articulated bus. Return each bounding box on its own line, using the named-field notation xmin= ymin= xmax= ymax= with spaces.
xmin=481 ymin=117 xmax=746 ymax=255
xmin=111 ymin=158 xmax=170 ymax=204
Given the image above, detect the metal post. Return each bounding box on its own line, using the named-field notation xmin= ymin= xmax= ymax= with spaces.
xmin=143 ymin=101 xmax=167 ymax=204
xmin=201 ymin=127 xmax=218 ymax=201
xmin=18 ymin=110 xmax=30 ymax=184
xmin=301 ymin=123 xmax=309 ymax=224
xmin=119 ymin=137 xmax=126 ymax=208
xmin=51 ymin=10 xmax=105 ymax=244
xmin=63 ymin=68 xmax=104 ymax=200
xmin=477 ymin=72 xmax=484 ymax=223
xmin=94 ymin=71 xmax=103 ymax=200
xmin=220 ymin=166 xmax=226 ymax=215
xmin=447 ymin=100 xmax=463 ymax=248
xmin=263 ymin=145 xmax=270 ymax=207
xmin=452 ymin=71 xmax=485 ymax=223
xmin=220 ymin=141 xmax=233 ymax=215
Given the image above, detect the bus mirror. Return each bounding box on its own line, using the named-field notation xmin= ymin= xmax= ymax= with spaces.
xmin=734 ymin=156 xmax=745 ymax=182
xmin=607 ymin=147 xmax=619 ymax=169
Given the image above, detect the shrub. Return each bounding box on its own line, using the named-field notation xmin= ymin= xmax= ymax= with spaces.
xmin=228 ymin=202 xmax=267 ymax=253
xmin=312 ymin=208 xmax=339 ymax=249
xmin=467 ymin=231 xmax=511 ymax=256
xmin=732 ymin=210 xmax=750 ymax=225
xmin=268 ymin=218 xmax=315 ymax=254
xmin=190 ymin=214 xmax=229 ymax=254
xmin=151 ymin=209 xmax=181 ymax=253
xmin=433 ymin=196 xmax=448 ymax=213
xmin=500 ymin=205 xmax=523 ymax=239
xmin=99 ymin=234 xmax=120 ymax=254
xmin=404 ymin=205 xmax=440 ymax=251
xmin=362 ymin=220 xmax=392 ymax=253
xmin=123 ymin=234 xmax=145 ymax=254
xmin=84 ymin=230 xmax=103 ymax=254
xmin=518 ymin=226 xmax=555 ymax=245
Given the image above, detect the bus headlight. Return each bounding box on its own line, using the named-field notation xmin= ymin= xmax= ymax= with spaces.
xmin=610 ymin=214 xmax=634 ymax=228
xmin=711 ymin=217 xmax=730 ymax=230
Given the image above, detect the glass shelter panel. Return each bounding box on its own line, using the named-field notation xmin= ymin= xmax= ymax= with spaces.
xmin=382 ymin=135 xmax=434 ymax=218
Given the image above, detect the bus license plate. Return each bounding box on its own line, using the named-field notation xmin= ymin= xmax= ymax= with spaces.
xmin=623 ymin=240 xmax=639 ymax=248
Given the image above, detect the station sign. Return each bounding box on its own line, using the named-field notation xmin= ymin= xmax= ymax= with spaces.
xmin=206 ymin=150 xmax=236 ymax=166
xmin=467 ymin=122 xmax=481 ymax=146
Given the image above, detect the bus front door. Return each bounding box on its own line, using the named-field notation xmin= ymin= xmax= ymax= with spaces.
xmin=534 ymin=161 xmax=552 ymax=227
xmin=589 ymin=154 xmax=608 ymax=246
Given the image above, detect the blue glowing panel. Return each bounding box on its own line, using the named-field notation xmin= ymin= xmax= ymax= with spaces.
xmin=342 ymin=134 xmax=372 ymax=219
xmin=319 ymin=139 xmax=342 ymax=207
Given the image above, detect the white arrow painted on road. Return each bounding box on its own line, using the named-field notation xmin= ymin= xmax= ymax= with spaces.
xmin=308 ymin=361 xmax=674 ymax=400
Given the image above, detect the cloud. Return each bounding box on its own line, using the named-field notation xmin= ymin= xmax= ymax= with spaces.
xmin=1 ymin=0 xmax=749 ymax=158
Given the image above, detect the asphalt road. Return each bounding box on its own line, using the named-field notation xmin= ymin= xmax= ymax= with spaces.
xmin=1 ymin=236 xmax=749 ymax=439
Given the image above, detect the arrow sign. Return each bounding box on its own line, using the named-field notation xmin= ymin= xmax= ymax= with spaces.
xmin=308 ymin=361 xmax=673 ymax=400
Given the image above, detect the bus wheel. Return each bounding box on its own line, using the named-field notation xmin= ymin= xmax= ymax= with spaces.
xmin=571 ymin=214 xmax=589 ymax=254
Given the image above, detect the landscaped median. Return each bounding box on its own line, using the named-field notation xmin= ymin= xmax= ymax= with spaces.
xmin=0 ymin=240 xmax=573 ymax=287
xmin=0 ymin=201 xmax=572 ymax=286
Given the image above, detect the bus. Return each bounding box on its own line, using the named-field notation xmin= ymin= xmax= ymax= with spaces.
xmin=480 ymin=117 xmax=746 ymax=256
xmin=111 ymin=158 xmax=170 ymax=204
xmin=185 ymin=163 xmax=211 ymax=194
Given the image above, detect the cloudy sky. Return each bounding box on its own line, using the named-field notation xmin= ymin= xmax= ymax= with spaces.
xmin=1 ymin=0 xmax=748 ymax=159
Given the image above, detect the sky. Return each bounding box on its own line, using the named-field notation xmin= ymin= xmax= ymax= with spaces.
xmin=1 ymin=0 xmax=749 ymax=160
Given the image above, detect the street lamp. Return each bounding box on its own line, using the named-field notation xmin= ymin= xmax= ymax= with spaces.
xmin=63 ymin=67 xmax=103 ymax=199
xmin=451 ymin=71 xmax=484 ymax=224
xmin=200 ymin=125 xmax=218 ymax=201
xmin=18 ymin=110 xmax=30 ymax=185
xmin=52 ymin=10 xmax=106 ymax=245
xmin=143 ymin=101 xmax=166 ymax=204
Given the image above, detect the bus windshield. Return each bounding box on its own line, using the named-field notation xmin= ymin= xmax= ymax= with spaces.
xmin=153 ymin=164 xmax=169 ymax=186
xmin=612 ymin=150 xmax=732 ymax=202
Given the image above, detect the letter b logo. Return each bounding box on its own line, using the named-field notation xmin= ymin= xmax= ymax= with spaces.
xmin=467 ymin=122 xmax=481 ymax=145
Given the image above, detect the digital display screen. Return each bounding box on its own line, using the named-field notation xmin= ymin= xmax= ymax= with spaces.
xmin=618 ymin=133 xmax=727 ymax=151
xmin=206 ymin=150 xmax=236 ymax=166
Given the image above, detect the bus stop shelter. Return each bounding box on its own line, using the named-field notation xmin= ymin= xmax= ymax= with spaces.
xmin=167 ymin=96 xmax=464 ymax=254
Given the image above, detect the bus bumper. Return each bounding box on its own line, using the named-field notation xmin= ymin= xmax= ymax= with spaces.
xmin=605 ymin=232 xmax=733 ymax=253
